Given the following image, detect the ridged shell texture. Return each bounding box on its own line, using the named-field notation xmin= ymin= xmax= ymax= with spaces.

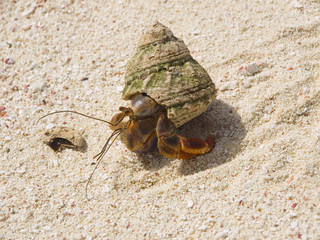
xmin=123 ymin=22 xmax=216 ymax=127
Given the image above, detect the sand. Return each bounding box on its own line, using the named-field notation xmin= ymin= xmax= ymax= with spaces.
xmin=1 ymin=0 xmax=320 ymax=239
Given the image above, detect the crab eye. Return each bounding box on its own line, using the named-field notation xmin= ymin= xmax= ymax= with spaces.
xmin=131 ymin=94 xmax=160 ymax=117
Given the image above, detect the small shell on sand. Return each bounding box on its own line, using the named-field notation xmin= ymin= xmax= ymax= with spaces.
xmin=220 ymin=81 xmax=238 ymax=91
xmin=243 ymin=80 xmax=252 ymax=88
xmin=5 ymin=58 xmax=15 ymax=64
xmin=247 ymin=63 xmax=259 ymax=75
xmin=291 ymin=0 xmax=303 ymax=9
xmin=31 ymin=80 xmax=47 ymax=93
xmin=42 ymin=126 xmax=87 ymax=152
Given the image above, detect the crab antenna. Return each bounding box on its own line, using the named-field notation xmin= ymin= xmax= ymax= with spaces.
xmin=37 ymin=110 xmax=117 ymax=125
xmin=85 ymin=121 xmax=130 ymax=200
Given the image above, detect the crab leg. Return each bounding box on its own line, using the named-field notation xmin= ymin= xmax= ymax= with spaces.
xmin=156 ymin=115 xmax=215 ymax=159
xmin=109 ymin=107 xmax=134 ymax=130
xmin=110 ymin=107 xmax=159 ymax=154
xmin=123 ymin=117 xmax=158 ymax=154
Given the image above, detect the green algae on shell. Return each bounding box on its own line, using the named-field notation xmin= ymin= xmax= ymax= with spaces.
xmin=123 ymin=21 xmax=217 ymax=127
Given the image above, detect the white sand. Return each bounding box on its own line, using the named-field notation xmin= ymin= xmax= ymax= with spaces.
xmin=1 ymin=0 xmax=320 ymax=239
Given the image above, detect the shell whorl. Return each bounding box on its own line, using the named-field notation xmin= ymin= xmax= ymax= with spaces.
xmin=123 ymin=22 xmax=216 ymax=127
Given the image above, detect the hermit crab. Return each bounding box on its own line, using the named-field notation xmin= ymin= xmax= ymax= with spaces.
xmin=40 ymin=22 xmax=217 ymax=196
xmin=111 ymin=22 xmax=217 ymax=159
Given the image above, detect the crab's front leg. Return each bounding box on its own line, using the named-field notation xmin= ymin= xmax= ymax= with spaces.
xmin=123 ymin=117 xmax=158 ymax=154
xmin=109 ymin=107 xmax=158 ymax=154
xmin=156 ymin=115 xmax=215 ymax=159
xmin=109 ymin=107 xmax=133 ymax=130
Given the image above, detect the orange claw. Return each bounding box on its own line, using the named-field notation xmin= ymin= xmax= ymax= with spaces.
xmin=156 ymin=115 xmax=215 ymax=159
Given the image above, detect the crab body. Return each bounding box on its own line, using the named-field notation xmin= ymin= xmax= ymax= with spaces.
xmin=110 ymin=94 xmax=214 ymax=159
xmin=110 ymin=22 xmax=217 ymax=159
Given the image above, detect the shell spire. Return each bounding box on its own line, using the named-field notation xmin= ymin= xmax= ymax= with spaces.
xmin=123 ymin=22 xmax=217 ymax=127
xmin=137 ymin=21 xmax=175 ymax=47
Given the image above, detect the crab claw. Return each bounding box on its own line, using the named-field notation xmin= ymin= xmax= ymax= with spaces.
xmin=156 ymin=115 xmax=215 ymax=159
xmin=109 ymin=107 xmax=134 ymax=130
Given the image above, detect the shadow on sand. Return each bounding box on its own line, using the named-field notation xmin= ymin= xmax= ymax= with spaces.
xmin=139 ymin=99 xmax=246 ymax=175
